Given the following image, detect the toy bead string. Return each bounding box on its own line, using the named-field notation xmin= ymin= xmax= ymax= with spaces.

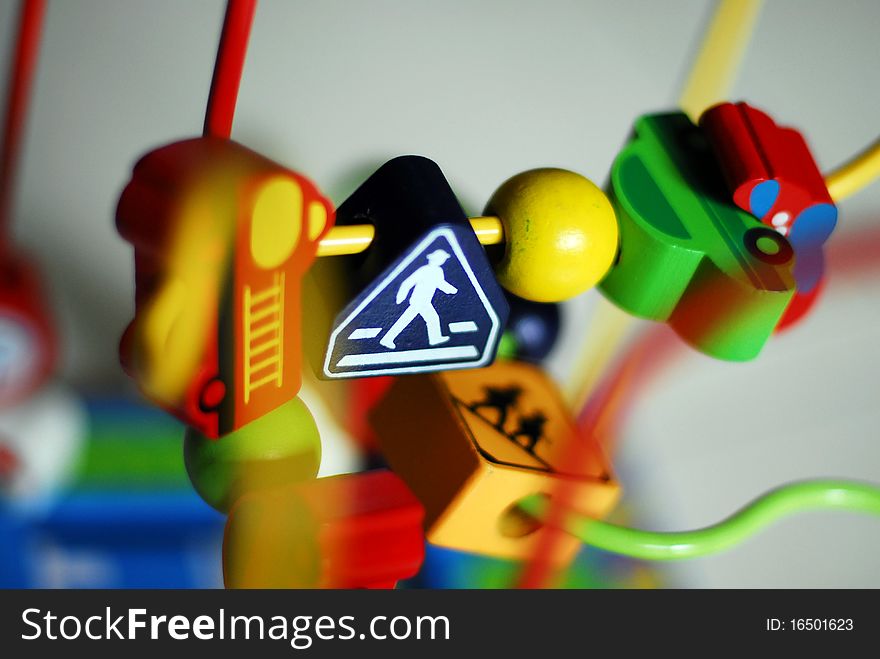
xmin=317 ymin=133 xmax=880 ymax=259
xmin=520 ymin=0 xmax=765 ymax=589
xmin=0 ymin=0 xmax=46 ymax=242
xmin=679 ymin=0 xmax=880 ymax=202
xmin=304 ymin=0 xmax=880 ymax=259
xmin=203 ymin=0 xmax=257 ymax=140
xmin=523 ymin=0 xmax=879 ymax=585
xmin=566 ymin=0 xmax=880 ymax=415
xmin=517 ymin=480 xmax=880 ymax=561
xmin=317 ymin=216 xmax=503 ymax=257
xmin=562 ymin=0 xmax=762 ymax=411
xmin=195 ymin=0 xmax=509 ymax=260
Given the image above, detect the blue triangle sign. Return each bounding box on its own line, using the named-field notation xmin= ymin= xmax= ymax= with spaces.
xmin=323 ymin=225 xmax=508 ymax=378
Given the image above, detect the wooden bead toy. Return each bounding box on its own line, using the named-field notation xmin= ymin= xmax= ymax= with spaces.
xmin=223 ymin=469 xmax=425 ymax=589
xmin=313 ymin=166 xmax=619 ymax=311
xmin=371 ymin=360 xmax=619 ymax=563
xmin=0 ymin=0 xmax=55 ymax=407
xmin=599 ymin=111 xmax=796 ymax=361
xmin=345 ymin=375 xmax=395 ymax=453
xmin=700 ymin=102 xmax=838 ymax=329
xmin=94 ymin=0 xmax=880 ymax=593
xmin=484 ymin=169 xmax=619 ymax=303
xmin=700 ymin=102 xmax=837 ymax=249
xmin=183 ymin=395 xmax=321 ymax=513
xmin=318 ymin=155 xmax=509 ymax=380
xmin=775 ymin=275 xmax=825 ymax=333
xmin=117 ymin=137 xmax=334 ymax=438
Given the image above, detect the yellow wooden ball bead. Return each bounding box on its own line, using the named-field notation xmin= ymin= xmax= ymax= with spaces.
xmin=485 ymin=169 xmax=619 ymax=302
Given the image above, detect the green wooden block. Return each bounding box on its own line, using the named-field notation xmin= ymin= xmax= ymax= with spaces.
xmin=599 ymin=112 xmax=796 ymax=361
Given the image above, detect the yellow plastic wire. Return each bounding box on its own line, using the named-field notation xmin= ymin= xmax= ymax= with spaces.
xmin=678 ymin=0 xmax=763 ymax=123
xmin=825 ymin=137 xmax=880 ymax=202
xmin=317 ymin=215 xmax=503 ymax=257
xmin=680 ymin=0 xmax=880 ymax=203
xmin=564 ymin=0 xmax=763 ymax=408
xmin=316 ymin=224 xmax=376 ymax=257
xmin=562 ymin=298 xmax=636 ymax=409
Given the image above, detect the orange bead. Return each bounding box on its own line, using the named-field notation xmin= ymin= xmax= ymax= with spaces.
xmin=371 ymin=361 xmax=620 ymax=562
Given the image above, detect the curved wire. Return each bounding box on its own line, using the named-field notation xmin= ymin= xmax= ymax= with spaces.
xmin=518 ymin=480 xmax=880 ymax=561
xmin=0 ymin=0 xmax=46 ymax=238
xmin=678 ymin=0 xmax=763 ymax=122
xmin=825 ymin=137 xmax=880 ymax=202
xmin=204 ymin=0 xmax=257 ymax=139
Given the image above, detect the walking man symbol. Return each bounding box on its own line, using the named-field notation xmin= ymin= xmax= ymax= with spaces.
xmin=379 ymin=249 xmax=458 ymax=350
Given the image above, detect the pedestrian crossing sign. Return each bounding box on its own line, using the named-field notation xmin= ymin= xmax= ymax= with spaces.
xmin=322 ymin=225 xmax=508 ymax=378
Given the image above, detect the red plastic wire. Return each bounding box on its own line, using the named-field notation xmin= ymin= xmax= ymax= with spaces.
xmin=203 ymin=0 xmax=257 ymax=139
xmin=0 ymin=0 xmax=46 ymax=242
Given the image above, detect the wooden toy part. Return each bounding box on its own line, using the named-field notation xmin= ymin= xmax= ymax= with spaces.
xmin=701 ymin=102 xmax=836 ymax=323
xmin=484 ymin=169 xmax=619 ymax=303
xmin=116 ymin=137 xmax=333 ymax=438
xmin=184 ymin=396 xmax=321 ymax=513
xmin=223 ymin=469 xmax=425 ymax=589
xmin=317 ymin=156 xmax=508 ymax=380
xmin=599 ymin=112 xmax=796 ymax=361
xmin=371 ymin=360 xmax=619 ymax=563
xmin=700 ymin=102 xmax=836 ymax=241
xmin=775 ymin=275 xmax=825 ymax=333
xmin=346 ymin=375 xmax=395 ymax=453
xmin=317 ymin=172 xmax=618 ymax=306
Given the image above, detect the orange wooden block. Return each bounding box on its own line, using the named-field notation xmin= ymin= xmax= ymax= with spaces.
xmin=116 ymin=137 xmax=333 ymax=438
xmin=371 ymin=361 xmax=620 ymax=562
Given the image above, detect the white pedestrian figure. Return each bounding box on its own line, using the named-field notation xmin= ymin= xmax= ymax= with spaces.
xmin=379 ymin=249 xmax=458 ymax=350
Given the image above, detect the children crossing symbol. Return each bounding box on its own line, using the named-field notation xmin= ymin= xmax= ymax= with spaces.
xmin=322 ymin=226 xmax=507 ymax=378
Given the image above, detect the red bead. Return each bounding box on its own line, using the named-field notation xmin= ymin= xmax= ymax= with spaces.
xmin=775 ymin=275 xmax=826 ymax=333
xmin=700 ymin=102 xmax=835 ymax=237
xmin=700 ymin=102 xmax=837 ymax=330
xmin=224 ymin=469 xmax=425 ymax=589
xmin=346 ymin=376 xmax=395 ymax=452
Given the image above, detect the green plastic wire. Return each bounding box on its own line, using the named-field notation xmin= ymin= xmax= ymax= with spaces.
xmin=517 ymin=480 xmax=880 ymax=561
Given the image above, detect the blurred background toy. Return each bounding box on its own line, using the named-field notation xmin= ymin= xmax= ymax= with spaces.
xmin=0 ymin=0 xmax=86 ymax=540
xmin=0 ymin=0 xmax=55 ymax=405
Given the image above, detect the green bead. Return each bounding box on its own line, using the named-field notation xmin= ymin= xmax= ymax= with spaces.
xmin=184 ymin=397 xmax=321 ymax=513
xmin=599 ymin=112 xmax=795 ymax=361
